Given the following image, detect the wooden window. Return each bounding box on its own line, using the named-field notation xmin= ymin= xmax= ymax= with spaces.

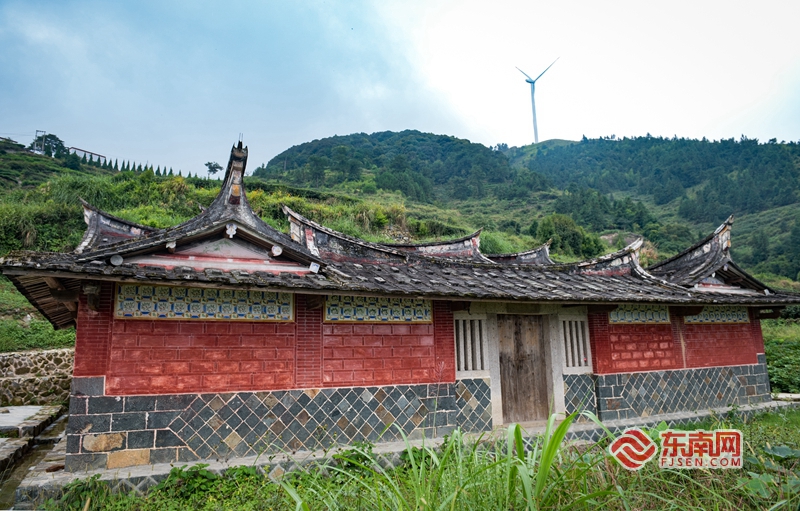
xmin=454 ymin=314 xmax=489 ymax=378
xmin=560 ymin=317 xmax=592 ymax=374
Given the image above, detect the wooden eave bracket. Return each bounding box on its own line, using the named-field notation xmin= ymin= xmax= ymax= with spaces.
xmin=42 ymin=277 xmax=77 ymax=312
xmin=82 ymin=282 xmax=101 ymax=311
xmin=305 ymin=295 xmax=325 ymax=310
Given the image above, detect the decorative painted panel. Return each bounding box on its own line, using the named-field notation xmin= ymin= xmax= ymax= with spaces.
xmin=324 ymin=295 xmax=431 ymax=323
xmin=115 ymin=285 xmax=293 ymax=321
xmin=608 ymin=304 xmax=670 ymax=324
xmin=684 ymin=305 xmax=749 ymax=324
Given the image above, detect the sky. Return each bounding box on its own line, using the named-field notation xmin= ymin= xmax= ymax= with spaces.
xmin=2 ymin=0 xmax=799 ymax=175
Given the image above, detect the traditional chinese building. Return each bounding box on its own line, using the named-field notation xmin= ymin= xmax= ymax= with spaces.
xmin=1 ymin=141 xmax=796 ymax=472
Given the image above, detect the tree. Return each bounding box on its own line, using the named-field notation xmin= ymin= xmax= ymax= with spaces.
xmin=205 ymin=161 xmax=223 ymax=175
xmin=749 ymin=230 xmax=770 ymax=264
xmin=308 ymin=156 xmax=327 ymax=186
xmin=29 ymin=134 xmax=67 ymax=157
xmin=62 ymin=152 xmax=81 ymax=170
xmin=332 ymin=146 xmax=358 ymax=182
xmin=467 ymin=165 xmax=486 ymax=198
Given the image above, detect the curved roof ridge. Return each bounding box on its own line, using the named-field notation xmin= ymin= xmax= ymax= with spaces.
xmin=570 ymin=238 xmax=643 ymax=276
xmin=75 ymin=198 xmax=160 ymax=254
xmin=577 ymin=238 xmax=643 ymax=268
xmin=71 ymin=142 xmax=320 ymax=265
xmin=383 ymin=229 xmax=482 ymax=248
xmin=644 ymin=215 xmax=767 ymax=292
xmin=648 ymin=215 xmax=733 ymax=271
xmin=282 ymin=204 xmax=411 ymax=260
xmin=78 ymin=198 xmax=158 ymax=232
xmin=486 ymin=240 xmax=554 ymax=265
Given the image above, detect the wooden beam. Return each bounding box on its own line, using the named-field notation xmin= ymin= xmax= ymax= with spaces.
xmin=50 ymin=289 xmax=80 ymax=302
xmin=670 ymin=306 xmax=705 ymax=317
xmin=755 ymin=306 xmax=785 ymax=320
xmin=586 ymin=304 xmax=618 ymax=314
xmin=41 ymin=277 xmax=77 ymax=312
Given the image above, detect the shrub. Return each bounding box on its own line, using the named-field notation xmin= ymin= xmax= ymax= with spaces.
xmin=762 ymin=319 xmax=800 ymax=393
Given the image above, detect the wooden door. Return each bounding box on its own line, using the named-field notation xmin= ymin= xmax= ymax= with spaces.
xmin=498 ymin=314 xmax=549 ymax=423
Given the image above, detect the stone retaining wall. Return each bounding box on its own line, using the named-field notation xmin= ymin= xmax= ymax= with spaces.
xmin=0 ymin=349 xmax=74 ymax=406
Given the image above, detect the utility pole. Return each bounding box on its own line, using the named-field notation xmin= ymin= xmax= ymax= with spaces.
xmin=34 ymin=130 xmax=46 ymax=154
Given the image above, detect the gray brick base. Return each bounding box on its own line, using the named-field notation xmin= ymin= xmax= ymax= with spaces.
xmin=65 ymin=378 xmax=491 ymax=472
xmin=594 ymin=356 xmax=771 ymax=421
xmin=563 ymin=374 xmax=596 ymax=415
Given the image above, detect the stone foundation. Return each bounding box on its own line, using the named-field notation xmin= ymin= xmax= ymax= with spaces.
xmin=65 ymin=378 xmax=492 ymax=472
xmin=0 ymin=349 xmax=74 ymax=406
xmin=594 ymin=355 xmax=771 ymax=421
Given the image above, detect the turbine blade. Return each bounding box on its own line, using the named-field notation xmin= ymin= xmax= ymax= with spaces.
xmin=515 ymin=67 xmax=534 ymax=81
xmin=534 ymin=57 xmax=559 ymax=82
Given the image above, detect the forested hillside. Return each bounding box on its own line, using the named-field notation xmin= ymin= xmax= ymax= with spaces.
xmin=258 ymin=132 xmax=800 ymax=280
xmin=511 ymin=135 xmax=800 ymax=223
xmin=256 ymin=130 xmax=535 ymax=202
xmin=509 ymin=136 xmax=800 ymax=279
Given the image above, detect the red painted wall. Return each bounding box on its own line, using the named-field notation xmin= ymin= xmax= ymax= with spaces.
xmin=74 ymin=288 xmax=114 ymax=377
xmin=319 ymin=301 xmax=455 ymax=387
xmin=322 ymin=323 xmax=436 ymax=386
xmin=683 ymin=318 xmax=758 ymax=368
xmin=74 ymin=283 xmax=455 ymax=395
xmin=589 ymin=308 xmax=761 ymax=374
xmin=588 ymin=313 xmax=679 ymax=373
xmin=749 ymin=310 xmax=765 ymax=354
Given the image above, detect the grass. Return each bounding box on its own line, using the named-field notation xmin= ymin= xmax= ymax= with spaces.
xmin=45 ymin=408 xmax=800 ymax=510
xmin=0 ymin=319 xmax=75 ymax=352
xmin=0 ymin=276 xmax=76 ymax=352
xmin=762 ymin=319 xmax=800 ymax=393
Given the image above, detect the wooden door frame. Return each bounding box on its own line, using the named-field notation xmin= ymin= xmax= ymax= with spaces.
xmin=490 ymin=313 xmax=566 ymax=425
xmin=457 ymin=303 xmax=568 ymax=426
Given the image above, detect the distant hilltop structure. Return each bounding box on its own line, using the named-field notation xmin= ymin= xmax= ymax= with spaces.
xmin=68 ymin=147 xmax=107 ymax=164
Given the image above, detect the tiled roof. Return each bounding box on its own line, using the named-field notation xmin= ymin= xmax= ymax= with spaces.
xmin=646 ymin=216 xmax=770 ymax=292
xmin=75 ymin=199 xmax=158 ymax=254
xmin=2 ymin=143 xmax=798 ymax=330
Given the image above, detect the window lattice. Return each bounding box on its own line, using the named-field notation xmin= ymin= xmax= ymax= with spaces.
xmin=455 ymin=318 xmax=487 ymax=374
xmin=562 ymin=319 xmax=592 ymax=373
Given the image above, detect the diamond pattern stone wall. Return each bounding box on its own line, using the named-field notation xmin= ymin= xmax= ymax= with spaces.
xmin=65 ymin=378 xmax=491 ymax=471
xmin=563 ymin=374 xmax=596 ymax=415
xmin=594 ymin=355 xmax=771 ymax=421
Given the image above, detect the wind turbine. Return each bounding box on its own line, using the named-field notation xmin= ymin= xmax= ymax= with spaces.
xmin=516 ymin=58 xmax=559 ymax=144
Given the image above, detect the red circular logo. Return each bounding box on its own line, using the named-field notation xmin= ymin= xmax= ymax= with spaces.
xmin=609 ymin=428 xmax=657 ymax=470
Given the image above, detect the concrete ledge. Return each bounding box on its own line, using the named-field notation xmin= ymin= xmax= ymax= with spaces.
xmin=14 ymin=400 xmax=799 ymax=509
xmin=0 ymin=405 xmax=64 ymax=438
xmin=0 ymin=437 xmax=33 ymax=474
xmin=567 ymin=399 xmax=798 ymax=441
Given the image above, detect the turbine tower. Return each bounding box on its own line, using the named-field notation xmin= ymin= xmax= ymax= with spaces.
xmin=517 ymin=58 xmax=558 ymax=144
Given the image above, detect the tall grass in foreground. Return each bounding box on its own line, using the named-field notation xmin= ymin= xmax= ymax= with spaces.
xmin=49 ymin=409 xmax=800 ymax=510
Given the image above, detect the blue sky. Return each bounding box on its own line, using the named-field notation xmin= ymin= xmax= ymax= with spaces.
xmin=2 ymin=0 xmax=799 ymax=175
